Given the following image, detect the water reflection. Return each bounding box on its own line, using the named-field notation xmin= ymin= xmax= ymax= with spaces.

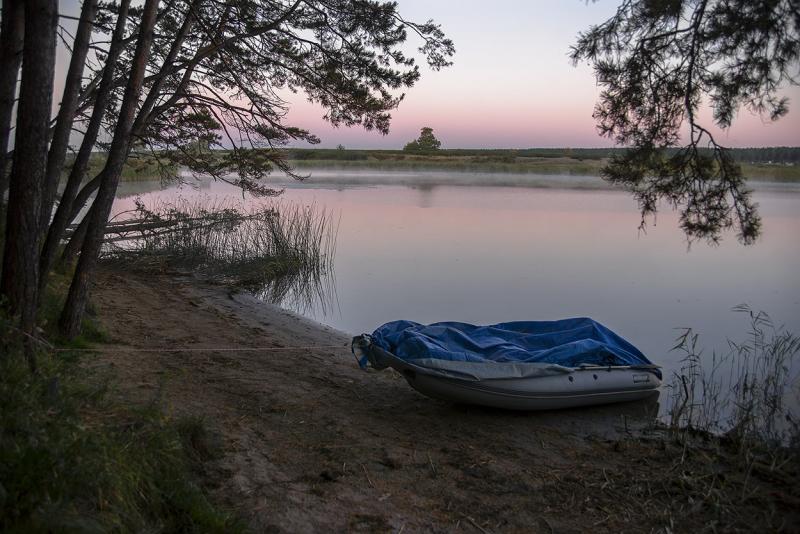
xmin=250 ymin=262 xmax=339 ymax=318
xmin=115 ymin=179 xmax=171 ymax=198
xmin=111 ymin=173 xmax=800 ymax=406
xmin=412 ymin=184 xmax=436 ymax=209
xmin=115 ymin=174 xmax=216 ymax=198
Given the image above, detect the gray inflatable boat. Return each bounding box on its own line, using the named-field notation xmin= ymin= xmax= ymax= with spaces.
xmin=352 ymin=319 xmax=662 ymax=411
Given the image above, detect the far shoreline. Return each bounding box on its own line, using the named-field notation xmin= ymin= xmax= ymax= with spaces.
xmin=86 ymin=147 xmax=800 ymax=184
xmin=114 ymin=164 xmax=800 ymax=194
xmin=286 ymin=158 xmax=800 ymax=182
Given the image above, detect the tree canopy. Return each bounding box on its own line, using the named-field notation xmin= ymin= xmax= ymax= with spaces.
xmin=571 ymin=0 xmax=799 ymax=244
xmin=0 ymin=0 xmax=454 ymax=345
xmin=93 ymin=0 xmax=455 ymax=192
xmin=404 ymin=126 xmax=442 ymax=151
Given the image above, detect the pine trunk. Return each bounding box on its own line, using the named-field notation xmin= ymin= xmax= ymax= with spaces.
xmin=39 ymin=0 xmax=130 ymax=288
xmin=0 ymin=0 xmax=24 ymax=203
xmin=0 ymin=0 xmax=57 ymax=301
xmin=0 ymin=0 xmax=57 ymax=365
xmin=39 ymin=0 xmax=98 ymax=233
xmin=60 ymin=0 xmax=161 ymax=338
xmin=60 ymin=210 xmax=90 ymax=267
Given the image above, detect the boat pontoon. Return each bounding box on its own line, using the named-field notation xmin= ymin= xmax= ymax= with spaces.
xmin=352 ymin=318 xmax=661 ymax=411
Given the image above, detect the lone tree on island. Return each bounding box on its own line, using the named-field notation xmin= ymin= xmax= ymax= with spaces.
xmin=572 ymin=0 xmax=799 ymax=245
xmin=404 ymin=127 xmax=442 ymax=151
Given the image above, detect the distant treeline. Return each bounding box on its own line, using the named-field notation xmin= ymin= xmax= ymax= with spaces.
xmin=81 ymin=146 xmax=800 ymax=184
xmin=285 ymin=147 xmax=800 ymax=164
xmin=725 ymin=146 xmax=800 ymax=164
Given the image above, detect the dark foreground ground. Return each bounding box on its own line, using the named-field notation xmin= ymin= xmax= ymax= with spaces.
xmin=87 ymin=267 xmax=799 ymax=533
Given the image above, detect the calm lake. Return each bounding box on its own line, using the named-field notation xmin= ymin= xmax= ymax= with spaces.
xmin=113 ymin=170 xmax=800 ymax=388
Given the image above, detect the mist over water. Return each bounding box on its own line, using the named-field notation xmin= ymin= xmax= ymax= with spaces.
xmin=114 ymin=171 xmax=800 ymax=390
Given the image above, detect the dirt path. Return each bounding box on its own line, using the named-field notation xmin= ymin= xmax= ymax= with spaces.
xmin=88 ymin=268 xmax=788 ymax=533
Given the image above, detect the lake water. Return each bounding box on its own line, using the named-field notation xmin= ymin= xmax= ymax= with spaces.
xmin=113 ymin=171 xmax=800 ymax=397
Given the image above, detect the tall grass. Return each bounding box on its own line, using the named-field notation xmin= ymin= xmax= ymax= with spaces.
xmin=666 ymin=305 xmax=800 ymax=449
xmin=104 ymin=198 xmax=337 ymax=312
xmin=0 ymin=349 xmax=241 ymax=532
xmin=651 ymin=308 xmax=800 ymax=527
xmin=0 ymin=275 xmax=241 ymax=532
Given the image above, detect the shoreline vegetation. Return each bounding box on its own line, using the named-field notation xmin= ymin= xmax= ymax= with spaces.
xmin=0 ymin=269 xmax=243 ymax=532
xmin=3 ymin=265 xmax=798 ymax=531
xmin=102 ymin=198 xmax=337 ymax=314
xmin=82 ymin=147 xmax=800 ymax=184
xmin=1 ymin=199 xmax=336 ymax=531
xmin=286 ymin=148 xmax=800 ymax=182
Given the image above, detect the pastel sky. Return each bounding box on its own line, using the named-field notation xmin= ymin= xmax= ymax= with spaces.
xmin=56 ymin=0 xmax=800 ymax=149
xmin=284 ymin=0 xmax=800 ymax=149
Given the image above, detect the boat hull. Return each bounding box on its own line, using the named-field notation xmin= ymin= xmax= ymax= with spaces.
xmin=402 ymin=367 xmax=661 ymax=411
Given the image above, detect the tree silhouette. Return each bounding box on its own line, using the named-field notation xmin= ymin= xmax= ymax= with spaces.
xmin=572 ymin=0 xmax=799 ymax=244
xmin=404 ymin=127 xmax=442 ymax=151
xmin=0 ymin=0 xmax=454 ymax=340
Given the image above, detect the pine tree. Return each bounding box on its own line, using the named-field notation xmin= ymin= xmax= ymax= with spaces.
xmin=404 ymin=127 xmax=442 ymax=152
xmin=572 ymin=0 xmax=799 ymax=244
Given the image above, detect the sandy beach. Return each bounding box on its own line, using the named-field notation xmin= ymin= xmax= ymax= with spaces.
xmin=86 ymin=267 xmax=797 ymax=532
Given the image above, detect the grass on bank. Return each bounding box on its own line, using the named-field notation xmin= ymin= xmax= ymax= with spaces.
xmin=540 ymin=308 xmax=800 ymax=531
xmin=0 ymin=271 xmax=243 ymax=533
xmin=102 ymin=198 xmax=337 ymax=312
xmin=1 ymin=196 xmax=335 ymax=531
xmin=284 ymin=147 xmax=800 ymax=180
xmin=289 ymin=155 xmax=800 ymax=181
xmin=88 ymin=148 xmax=800 ymax=184
xmin=290 ymin=155 xmax=608 ymax=176
xmin=78 ymin=152 xmax=179 ymax=183
xmin=636 ymin=306 xmax=800 ymax=530
xmin=665 ymin=305 xmax=800 ymax=448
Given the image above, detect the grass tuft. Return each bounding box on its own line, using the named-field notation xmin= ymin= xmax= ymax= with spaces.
xmin=665 ymin=305 xmax=800 ymax=448
xmin=102 ymin=198 xmax=337 ymax=312
xmin=0 ymin=345 xmax=243 ymax=533
xmin=0 ymin=276 xmax=243 ymax=533
xmin=658 ymin=305 xmax=800 ymax=526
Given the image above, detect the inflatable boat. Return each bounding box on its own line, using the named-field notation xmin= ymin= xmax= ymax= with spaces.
xmin=353 ymin=318 xmax=661 ymax=411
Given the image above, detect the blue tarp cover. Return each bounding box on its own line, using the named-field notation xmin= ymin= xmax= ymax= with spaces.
xmin=364 ymin=317 xmax=660 ymax=379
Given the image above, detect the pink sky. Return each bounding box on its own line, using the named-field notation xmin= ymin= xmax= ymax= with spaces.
xmin=284 ymin=1 xmax=800 ymax=149
xmin=55 ymin=0 xmax=800 ymax=150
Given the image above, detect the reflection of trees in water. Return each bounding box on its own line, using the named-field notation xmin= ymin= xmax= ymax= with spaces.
xmin=252 ymin=259 xmax=339 ymax=318
xmin=115 ymin=175 xmax=216 ymax=199
xmin=412 ymin=184 xmax=436 ymax=209
xmin=115 ymin=179 xmax=168 ymax=199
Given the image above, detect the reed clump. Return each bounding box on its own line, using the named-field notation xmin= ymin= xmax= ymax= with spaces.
xmin=666 ymin=305 xmax=800 ymax=450
xmin=103 ymin=198 xmax=337 ymax=310
xmin=545 ymin=308 xmax=800 ymax=531
xmin=631 ymin=306 xmax=800 ymax=529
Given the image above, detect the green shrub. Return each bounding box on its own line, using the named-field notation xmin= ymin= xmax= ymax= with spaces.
xmin=0 ymin=325 xmax=241 ymax=533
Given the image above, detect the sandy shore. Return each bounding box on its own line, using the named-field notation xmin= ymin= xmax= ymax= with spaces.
xmin=87 ymin=267 xmax=795 ymax=532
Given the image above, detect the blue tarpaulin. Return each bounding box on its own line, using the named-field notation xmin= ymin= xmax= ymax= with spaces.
xmin=359 ymin=317 xmax=660 ymax=380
